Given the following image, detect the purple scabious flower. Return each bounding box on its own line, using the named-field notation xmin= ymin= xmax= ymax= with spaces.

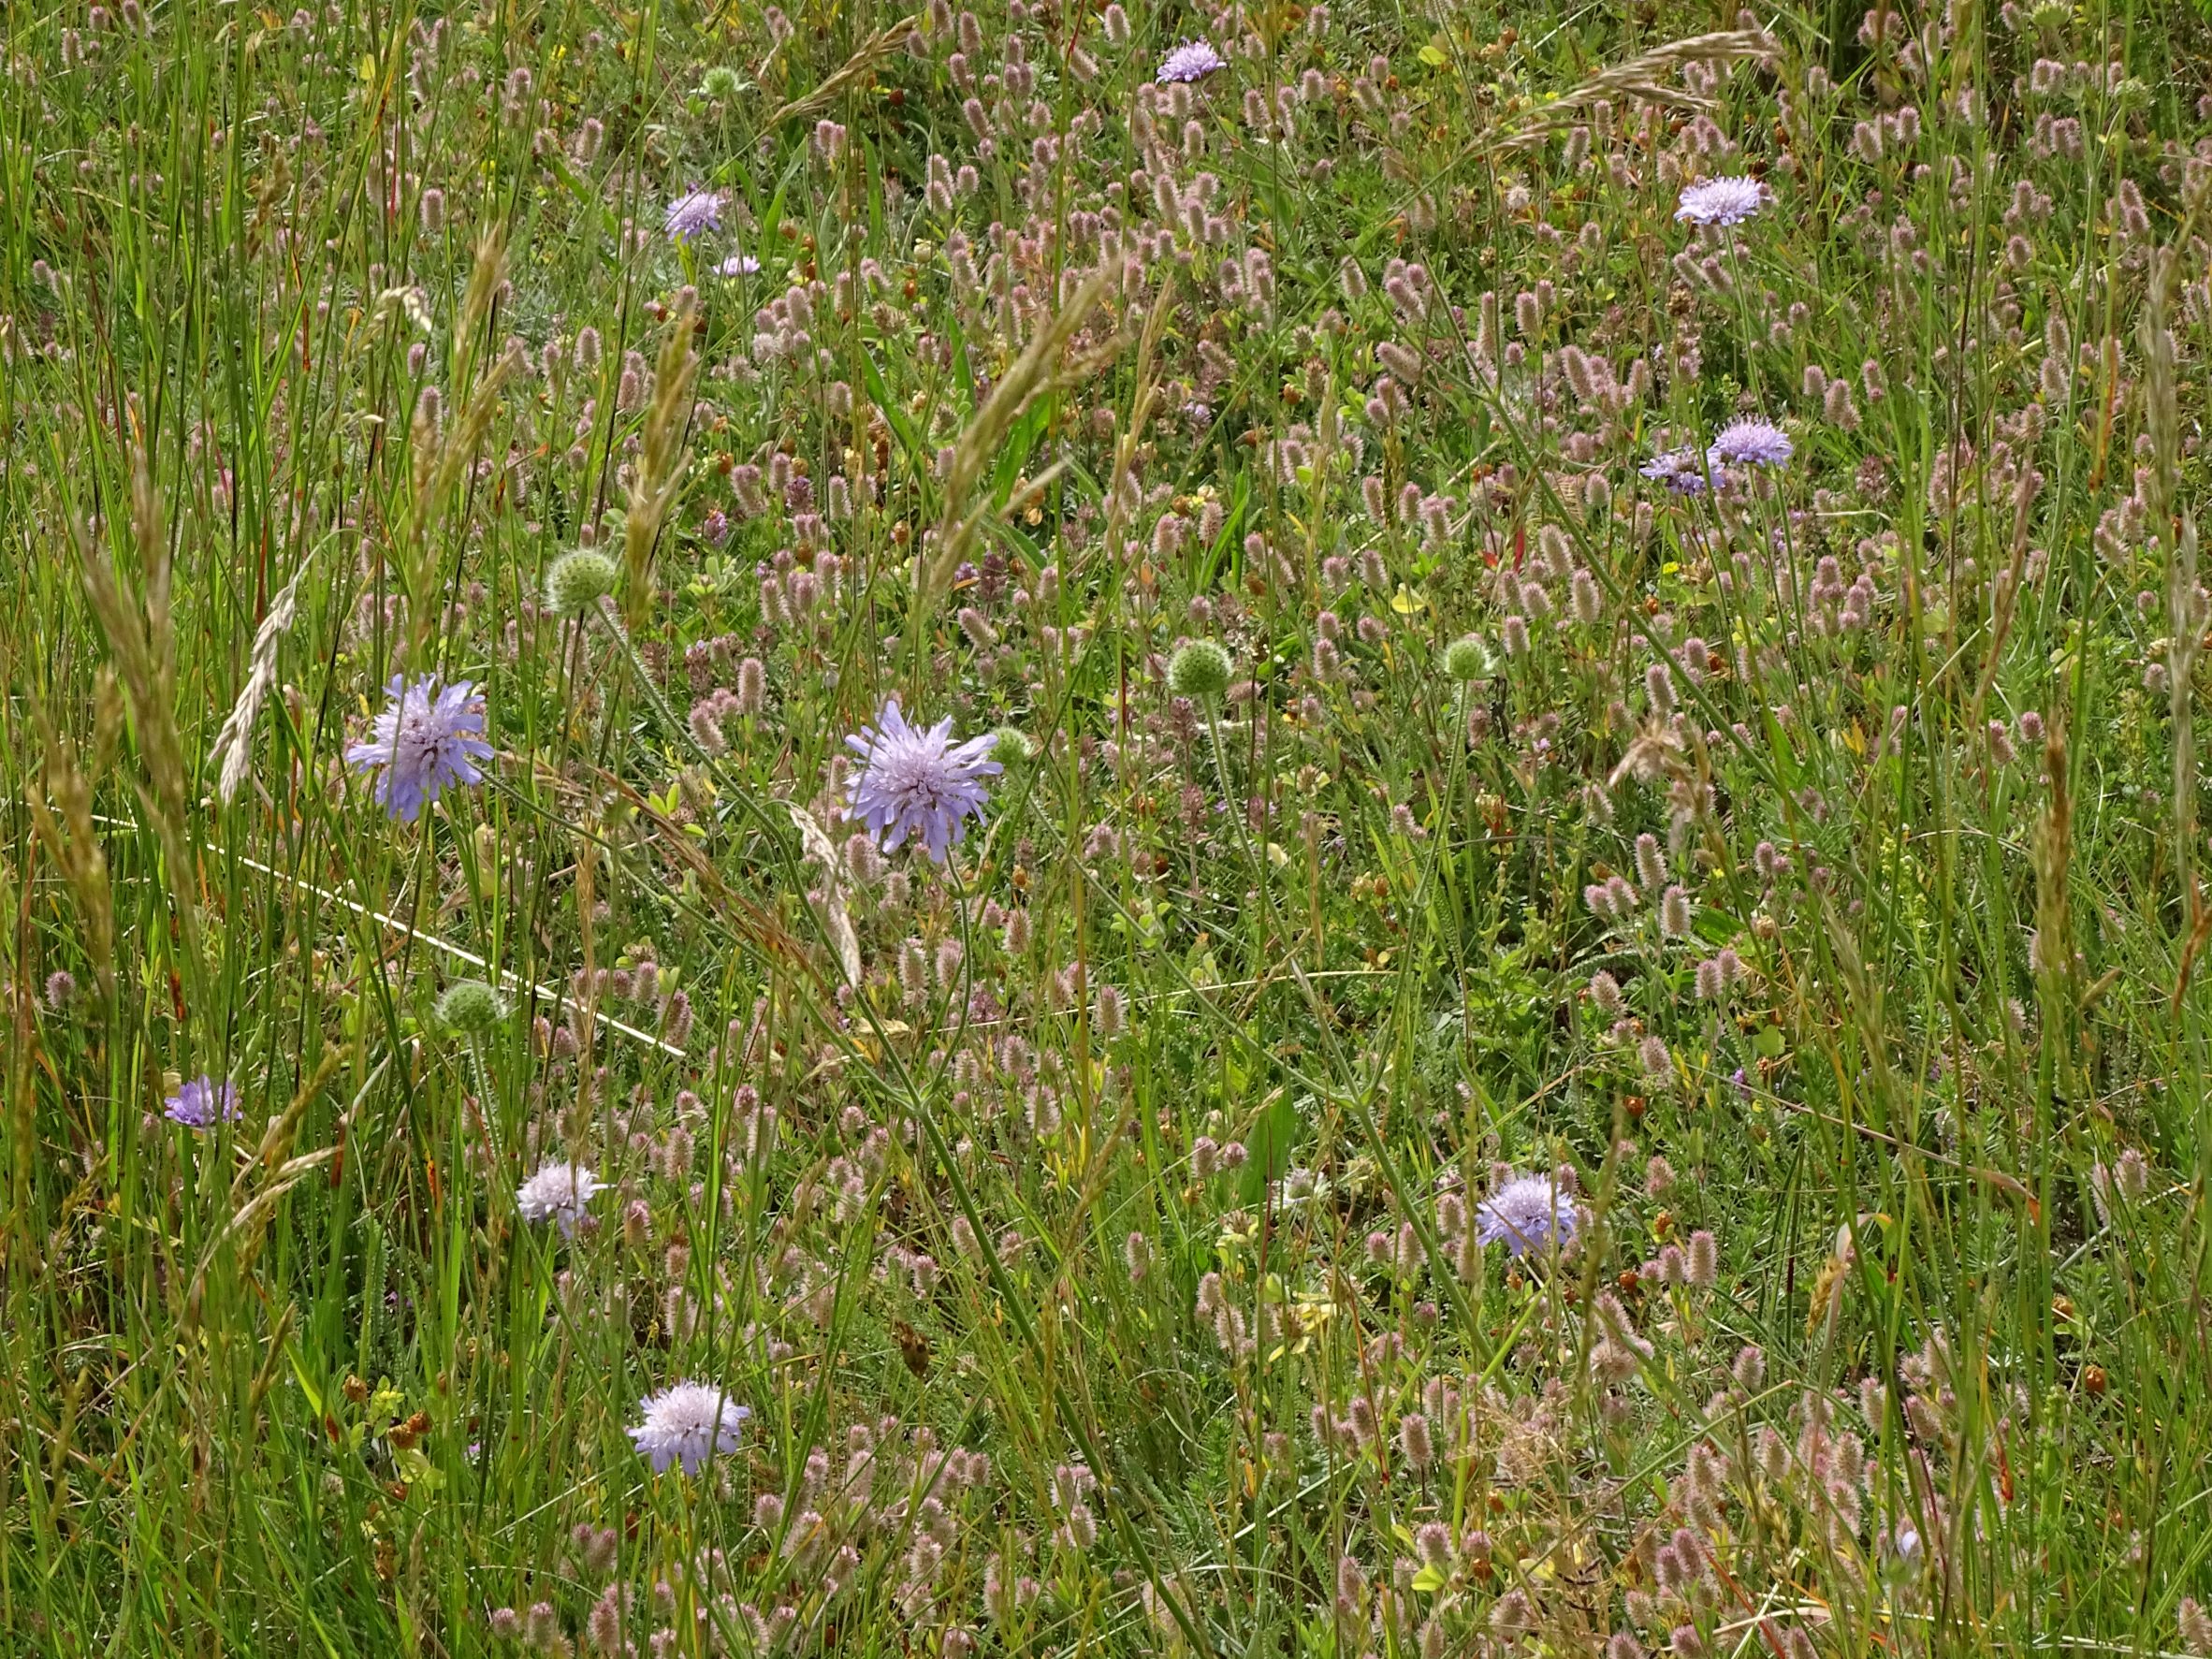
xmin=715 ymin=252 xmax=761 ymax=276
xmin=166 ymin=1075 xmax=240 ymax=1128
xmin=516 ymin=1160 xmax=604 ymax=1238
xmin=1675 ymin=176 xmax=1768 ymax=227
xmin=845 ymin=699 xmax=1001 ymax=861
xmin=629 ymin=1381 xmax=750 ymax=1474
xmin=345 ymin=675 xmax=494 ymax=822
xmin=664 ymin=189 xmax=722 ymax=243
xmin=1157 ymin=38 xmax=1227 ymax=82
xmin=1708 ymin=418 xmax=1794 ymax=470
xmin=1474 ymin=1173 xmax=1577 ymax=1256
xmin=1640 ymin=448 xmax=1718 ymax=495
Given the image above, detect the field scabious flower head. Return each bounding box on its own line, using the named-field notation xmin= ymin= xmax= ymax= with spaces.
xmin=1675 ymin=176 xmax=1768 ymax=226
xmin=846 ymin=699 xmax=1001 ymax=861
xmin=629 ymin=1381 xmax=750 ymax=1474
xmin=345 ymin=676 xmax=493 ymax=822
xmin=1157 ymin=39 xmax=1226 ymax=82
xmin=664 ymin=188 xmax=721 ymax=241
xmin=1709 ymin=418 xmax=1794 ymax=470
xmin=1641 ymin=448 xmax=1716 ymax=494
xmin=516 ymin=1160 xmax=604 ymax=1237
xmin=1475 ymin=1172 xmax=1577 ymax=1256
xmin=166 ymin=1075 xmax=239 ymax=1128
xmin=715 ymin=252 xmax=762 ymax=276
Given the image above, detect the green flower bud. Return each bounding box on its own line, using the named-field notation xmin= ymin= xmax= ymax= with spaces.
xmin=1442 ymin=634 xmax=1493 ymax=682
xmin=1166 ymin=639 xmax=1233 ymax=703
xmin=435 ymin=979 xmax=507 ymax=1037
xmin=545 ymin=550 xmax=619 ymax=618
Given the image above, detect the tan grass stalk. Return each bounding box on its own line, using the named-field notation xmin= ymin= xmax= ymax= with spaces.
xmin=621 ymin=291 xmax=704 ymax=629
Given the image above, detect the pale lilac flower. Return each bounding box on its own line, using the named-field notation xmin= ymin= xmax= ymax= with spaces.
xmin=716 ymin=252 xmax=761 ymax=277
xmin=1640 ymin=448 xmax=1717 ymax=495
xmin=1474 ymin=1173 xmax=1577 ymax=1256
xmin=346 ymin=676 xmax=493 ymax=822
xmin=1675 ymin=176 xmax=1768 ymax=227
xmin=516 ymin=1160 xmax=604 ymax=1238
xmin=1157 ymin=38 xmax=1226 ymax=82
xmin=664 ymin=189 xmax=722 ymax=242
xmin=1708 ymin=418 xmax=1794 ymax=470
xmin=629 ymin=1381 xmax=751 ymax=1474
xmin=166 ymin=1075 xmax=240 ymax=1128
xmin=845 ymin=699 xmax=1001 ymax=861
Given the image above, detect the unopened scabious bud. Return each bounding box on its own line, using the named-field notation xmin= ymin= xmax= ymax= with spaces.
xmin=990 ymin=725 xmax=1032 ymax=764
xmin=546 ymin=549 xmax=618 ymax=617
xmin=1443 ymin=633 xmax=1492 ymax=681
xmin=437 ymin=978 xmax=506 ymax=1036
xmin=1167 ymin=639 xmax=1233 ymax=702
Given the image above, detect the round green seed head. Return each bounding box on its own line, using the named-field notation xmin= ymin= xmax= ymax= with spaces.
xmin=545 ymin=550 xmax=619 ymax=618
xmin=1442 ymin=634 xmax=1492 ymax=682
xmin=436 ymin=979 xmax=507 ymax=1037
xmin=990 ymin=725 xmax=1033 ymax=764
xmin=1166 ymin=639 xmax=1233 ymax=703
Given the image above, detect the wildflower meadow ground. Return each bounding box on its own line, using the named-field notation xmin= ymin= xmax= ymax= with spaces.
xmin=6 ymin=0 xmax=2212 ymax=1654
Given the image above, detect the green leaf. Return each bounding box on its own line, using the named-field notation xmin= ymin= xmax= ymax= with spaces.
xmin=1241 ymin=1090 xmax=1303 ymax=1205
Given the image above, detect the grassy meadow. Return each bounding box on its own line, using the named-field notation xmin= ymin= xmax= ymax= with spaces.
xmin=6 ymin=0 xmax=2212 ymax=1652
